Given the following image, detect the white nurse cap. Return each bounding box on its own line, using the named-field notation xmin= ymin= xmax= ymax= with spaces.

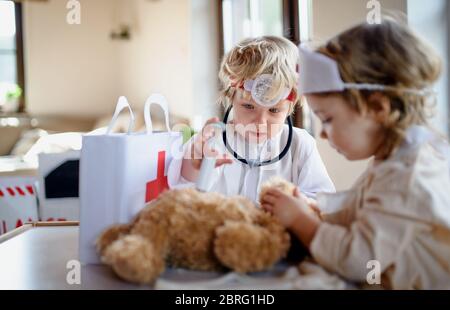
xmin=298 ymin=44 xmax=434 ymax=96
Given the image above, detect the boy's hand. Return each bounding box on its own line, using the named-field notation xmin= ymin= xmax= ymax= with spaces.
xmin=181 ymin=117 xmax=232 ymax=183
xmin=261 ymin=187 xmax=307 ymax=229
xmin=190 ymin=117 xmax=233 ymax=170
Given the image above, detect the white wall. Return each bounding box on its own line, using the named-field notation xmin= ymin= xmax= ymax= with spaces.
xmin=312 ymin=0 xmax=406 ymax=43
xmin=311 ymin=0 xmax=407 ymax=190
xmin=407 ymin=0 xmax=449 ymax=137
xmin=115 ymin=0 xmax=193 ymax=120
xmin=24 ymin=0 xmax=119 ymax=118
xmin=191 ymin=0 xmax=221 ymax=129
xmin=24 ymin=0 xmax=194 ymax=120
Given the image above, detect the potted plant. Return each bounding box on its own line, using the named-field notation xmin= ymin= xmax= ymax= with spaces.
xmin=0 ymin=82 xmax=22 ymax=113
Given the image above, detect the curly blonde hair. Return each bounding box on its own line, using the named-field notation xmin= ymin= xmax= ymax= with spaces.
xmin=218 ymin=36 xmax=299 ymax=113
xmin=315 ymin=17 xmax=442 ymax=158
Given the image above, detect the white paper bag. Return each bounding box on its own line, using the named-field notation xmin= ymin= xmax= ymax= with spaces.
xmin=79 ymin=95 xmax=183 ymax=264
xmin=0 ymin=176 xmax=38 ymax=235
xmin=37 ymin=150 xmax=80 ymax=222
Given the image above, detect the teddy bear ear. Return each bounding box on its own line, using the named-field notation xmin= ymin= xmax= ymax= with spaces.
xmin=96 ymin=224 xmax=131 ymax=255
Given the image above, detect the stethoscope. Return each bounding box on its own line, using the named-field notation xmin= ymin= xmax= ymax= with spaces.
xmin=195 ymin=105 xmax=294 ymax=192
xmin=221 ymin=105 xmax=293 ymax=168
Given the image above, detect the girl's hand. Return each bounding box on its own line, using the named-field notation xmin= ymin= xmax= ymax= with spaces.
xmin=261 ymin=187 xmax=307 ymax=229
xmin=300 ymin=195 xmax=322 ymax=219
xmin=261 ymin=187 xmax=321 ymax=248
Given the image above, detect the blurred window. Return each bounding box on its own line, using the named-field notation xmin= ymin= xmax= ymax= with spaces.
xmin=0 ymin=0 xmax=24 ymax=113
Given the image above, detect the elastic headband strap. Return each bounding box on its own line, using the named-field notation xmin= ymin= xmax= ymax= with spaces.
xmin=231 ymin=82 xmax=296 ymax=102
xmin=342 ymin=83 xmax=435 ymax=96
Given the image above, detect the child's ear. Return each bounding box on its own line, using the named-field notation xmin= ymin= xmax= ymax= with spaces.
xmin=367 ymin=92 xmax=391 ymax=123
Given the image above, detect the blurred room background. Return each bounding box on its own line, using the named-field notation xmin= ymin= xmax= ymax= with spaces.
xmin=0 ymin=0 xmax=448 ymax=190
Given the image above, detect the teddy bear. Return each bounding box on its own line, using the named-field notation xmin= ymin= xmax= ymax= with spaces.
xmin=96 ymin=177 xmax=297 ymax=284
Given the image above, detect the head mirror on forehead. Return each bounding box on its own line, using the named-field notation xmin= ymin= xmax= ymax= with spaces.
xmin=241 ymin=74 xmax=291 ymax=107
xmin=298 ymin=43 xmax=434 ymax=96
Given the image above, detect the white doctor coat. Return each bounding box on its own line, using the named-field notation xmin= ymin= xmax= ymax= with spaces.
xmin=167 ymin=125 xmax=335 ymax=203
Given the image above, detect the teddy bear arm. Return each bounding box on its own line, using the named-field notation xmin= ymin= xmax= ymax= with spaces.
xmin=96 ymin=223 xmax=132 ymax=256
xmin=213 ymin=221 xmax=290 ymax=273
xmin=101 ymin=234 xmax=166 ymax=285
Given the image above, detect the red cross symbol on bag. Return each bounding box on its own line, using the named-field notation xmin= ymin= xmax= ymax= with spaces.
xmin=145 ymin=151 xmax=169 ymax=203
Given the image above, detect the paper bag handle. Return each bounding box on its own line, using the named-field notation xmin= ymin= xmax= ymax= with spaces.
xmin=144 ymin=94 xmax=171 ymax=134
xmin=106 ymin=96 xmax=135 ymax=135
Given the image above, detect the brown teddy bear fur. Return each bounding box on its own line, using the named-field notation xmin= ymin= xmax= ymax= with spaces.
xmin=259 ymin=176 xmax=319 ymax=217
xmin=259 ymin=176 xmax=297 ymax=203
xmin=96 ymin=178 xmax=295 ymax=285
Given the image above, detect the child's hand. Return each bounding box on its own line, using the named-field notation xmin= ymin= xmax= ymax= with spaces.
xmin=261 ymin=187 xmax=321 ymax=248
xmin=181 ymin=117 xmax=233 ymax=183
xmin=261 ymin=187 xmax=307 ymax=229
xmin=189 ymin=117 xmax=233 ymax=170
xmin=301 ymin=196 xmax=322 ymax=219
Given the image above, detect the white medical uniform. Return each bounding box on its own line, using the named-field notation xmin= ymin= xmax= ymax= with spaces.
xmin=167 ymin=124 xmax=335 ymax=203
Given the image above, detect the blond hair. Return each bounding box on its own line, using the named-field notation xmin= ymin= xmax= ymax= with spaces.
xmin=316 ymin=17 xmax=442 ymax=158
xmin=218 ymin=36 xmax=299 ymax=113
